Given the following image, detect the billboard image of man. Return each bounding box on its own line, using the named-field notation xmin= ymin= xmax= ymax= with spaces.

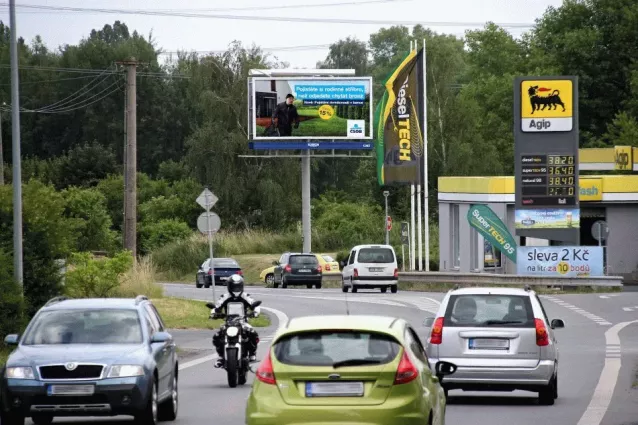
xmin=272 ymin=94 xmax=300 ymax=136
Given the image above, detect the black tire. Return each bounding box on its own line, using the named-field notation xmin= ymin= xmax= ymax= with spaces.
xmin=315 ymin=282 xmax=322 ymax=289
xmin=226 ymin=348 xmax=239 ymax=388
xmin=31 ymin=415 xmax=54 ymax=425
xmin=195 ymin=283 xmax=203 ymax=288
xmin=135 ymin=377 xmax=158 ymax=425
xmin=390 ymin=285 xmax=398 ymax=293
xmin=0 ymin=411 xmax=25 ymax=425
xmin=306 ymin=283 xmax=313 ymax=289
xmin=342 ymin=283 xmax=348 ymax=292
xmin=381 ymin=287 xmax=387 ymax=293
xmin=282 ymin=278 xmax=288 ymax=289
xmin=352 ymin=285 xmax=358 ymax=293
xmin=553 ymin=374 xmax=558 ymax=399
xmin=538 ymin=377 xmax=556 ymax=405
xmin=158 ymin=370 xmax=178 ymax=421
xmin=265 ymin=274 xmax=274 ymax=286
xmin=204 ymin=283 xmax=211 ymax=288
xmin=273 ymin=282 xmax=279 ymax=288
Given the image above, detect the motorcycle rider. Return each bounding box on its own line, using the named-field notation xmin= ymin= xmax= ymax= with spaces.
xmin=209 ymin=274 xmax=261 ymax=368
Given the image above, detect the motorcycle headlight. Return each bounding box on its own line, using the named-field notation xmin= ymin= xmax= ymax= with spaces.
xmin=107 ymin=365 xmax=145 ymax=378
xmin=5 ymin=367 xmax=35 ymax=380
xmin=226 ymin=326 xmax=239 ymax=337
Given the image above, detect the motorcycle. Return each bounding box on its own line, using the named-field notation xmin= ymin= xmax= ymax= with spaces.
xmin=206 ymin=300 xmax=262 ymax=388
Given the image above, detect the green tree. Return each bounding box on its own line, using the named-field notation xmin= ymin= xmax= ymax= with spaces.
xmin=63 ymin=187 xmax=118 ymax=253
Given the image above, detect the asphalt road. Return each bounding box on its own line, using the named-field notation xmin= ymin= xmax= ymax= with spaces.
xmin=46 ymin=285 xmax=638 ymax=425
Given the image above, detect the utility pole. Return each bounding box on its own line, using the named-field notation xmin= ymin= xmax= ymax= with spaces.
xmin=383 ymin=191 xmax=390 ymax=245
xmin=120 ymin=58 xmax=137 ymax=258
xmin=9 ymin=0 xmax=23 ymax=289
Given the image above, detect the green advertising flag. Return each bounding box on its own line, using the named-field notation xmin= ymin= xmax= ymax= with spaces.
xmin=375 ymin=90 xmax=388 ymax=186
xmin=467 ymin=205 xmax=517 ymax=263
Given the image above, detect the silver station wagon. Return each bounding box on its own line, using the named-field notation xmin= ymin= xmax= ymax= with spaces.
xmin=423 ymin=286 xmax=565 ymax=405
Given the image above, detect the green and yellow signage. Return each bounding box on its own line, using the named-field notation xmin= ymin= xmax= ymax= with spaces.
xmin=467 ymin=205 xmax=517 ymax=263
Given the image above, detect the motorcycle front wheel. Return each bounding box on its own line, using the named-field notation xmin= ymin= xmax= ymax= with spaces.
xmin=226 ymin=348 xmax=239 ymax=388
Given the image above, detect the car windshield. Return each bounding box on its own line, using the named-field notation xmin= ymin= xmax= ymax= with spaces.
xmin=289 ymin=255 xmax=318 ymax=266
xmin=322 ymin=255 xmax=335 ymax=262
xmin=274 ymin=330 xmax=401 ymax=366
xmin=357 ymin=248 xmax=395 ymax=264
xmin=21 ymin=309 xmax=144 ymax=345
xmin=213 ymin=259 xmax=239 ymax=268
xmin=443 ymin=294 xmax=535 ymax=328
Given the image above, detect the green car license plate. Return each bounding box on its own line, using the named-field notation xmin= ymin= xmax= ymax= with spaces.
xmin=305 ymin=381 xmax=364 ymax=397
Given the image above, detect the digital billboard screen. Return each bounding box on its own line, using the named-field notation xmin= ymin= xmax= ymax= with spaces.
xmin=250 ymin=77 xmax=373 ymax=140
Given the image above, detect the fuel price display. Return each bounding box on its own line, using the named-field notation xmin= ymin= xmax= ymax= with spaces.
xmin=520 ymin=154 xmax=577 ymax=206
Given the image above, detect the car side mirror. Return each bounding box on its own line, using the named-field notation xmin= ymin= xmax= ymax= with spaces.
xmin=434 ymin=361 xmax=457 ymax=381
xmin=272 ymin=260 xmax=279 ymax=266
xmin=4 ymin=334 xmax=19 ymax=346
xmin=423 ymin=317 xmax=435 ymax=327
xmin=550 ymin=319 xmax=565 ymax=329
xmin=340 ymin=261 xmax=346 ymax=268
xmin=151 ymin=331 xmax=172 ymax=344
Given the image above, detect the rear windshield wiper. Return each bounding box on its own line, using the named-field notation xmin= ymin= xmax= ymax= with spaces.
xmin=332 ymin=359 xmax=383 ymax=369
xmin=483 ymin=320 xmax=524 ymax=326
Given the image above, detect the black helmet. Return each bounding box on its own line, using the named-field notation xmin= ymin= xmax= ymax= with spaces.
xmin=227 ymin=274 xmax=244 ymax=296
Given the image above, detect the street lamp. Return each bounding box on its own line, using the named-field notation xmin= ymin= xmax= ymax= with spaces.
xmin=383 ymin=190 xmax=389 ymax=245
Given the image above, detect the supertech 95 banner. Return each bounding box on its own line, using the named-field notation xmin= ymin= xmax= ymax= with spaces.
xmin=250 ymin=77 xmax=373 ymax=140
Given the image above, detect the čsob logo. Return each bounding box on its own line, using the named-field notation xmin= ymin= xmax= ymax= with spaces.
xmin=580 ymin=186 xmax=599 ymax=196
xmin=349 ymin=123 xmax=363 ymax=134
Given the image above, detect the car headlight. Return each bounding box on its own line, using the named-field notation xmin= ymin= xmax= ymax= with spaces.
xmin=226 ymin=326 xmax=239 ymax=337
xmin=107 ymin=365 xmax=145 ymax=378
xmin=5 ymin=367 xmax=35 ymax=380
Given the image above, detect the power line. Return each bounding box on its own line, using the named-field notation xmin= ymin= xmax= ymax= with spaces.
xmin=0 ymin=3 xmax=535 ymax=29
xmin=0 ymin=73 xmax=101 ymax=86
xmin=2 ymin=0 xmax=412 ymax=14
xmin=37 ymin=64 xmax=114 ymax=112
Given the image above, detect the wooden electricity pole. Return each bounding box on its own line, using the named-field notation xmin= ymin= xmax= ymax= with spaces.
xmin=119 ymin=58 xmax=138 ymax=258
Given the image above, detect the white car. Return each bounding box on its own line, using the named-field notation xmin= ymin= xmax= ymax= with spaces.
xmin=340 ymin=244 xmax=399 ymax=293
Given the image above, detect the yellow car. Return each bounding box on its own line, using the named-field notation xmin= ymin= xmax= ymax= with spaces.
xmin=259 ymin=253 xmax=340 ymax=285
xmin=245 ymin=315 xmax=457 ymax=425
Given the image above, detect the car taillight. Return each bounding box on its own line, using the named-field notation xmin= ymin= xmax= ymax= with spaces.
xmin=256 ymin=351 xmax=276 ymax=385
xmin=325 ymin=264 xmax=331 ymax=271
xmin=284 ymin=265 xmax=291 ymax=273
xmin=208 ymin=269 xmax=213 ymax=275
xmin=317 ymin=265 xmax=322 ymax=272
xmin=394 ymin=350 xmax=418 ymax=385
xmin=353 ymin=268 xmax=359 ymax=278
xmin=430 ymin=317 xmax=444 ymax=345
xmin=535 ymin=318 xmax=549 ymax=346
xmin=237 ymin=270 xmax=243 ymax=275
xmin=394 ymin=268 xmax=399 ymax=278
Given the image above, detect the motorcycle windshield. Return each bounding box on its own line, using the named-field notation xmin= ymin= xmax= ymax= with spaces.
xmin=227 ymin=302 xmax=245 ymax=317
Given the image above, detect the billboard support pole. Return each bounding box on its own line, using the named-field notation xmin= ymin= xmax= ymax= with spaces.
xmin=416 ymin=38 xmax=422 ymax=270
xmin=422 ymin=38 xmax=430 ymax=271
xmin=302 ymin=149 xmax=311 ymax=253
xmin=409 ymin=40 xmax=416 ymax=271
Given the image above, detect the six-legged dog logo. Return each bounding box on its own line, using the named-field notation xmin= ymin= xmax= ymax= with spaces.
xmin=527 ymin=85 xmax=566 ymax=114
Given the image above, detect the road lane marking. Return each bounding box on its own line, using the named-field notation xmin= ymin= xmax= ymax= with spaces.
xmin=178 ymin=303 xmax=289 ymax=371
xmin=577 ymin=320 xmax=638 ymax=425
xmin=541 ymin=295 xmax=612 ymax=325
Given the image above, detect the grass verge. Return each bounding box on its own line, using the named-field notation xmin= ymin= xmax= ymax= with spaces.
xmin=152 ymin=297 xmax=271 ymax=330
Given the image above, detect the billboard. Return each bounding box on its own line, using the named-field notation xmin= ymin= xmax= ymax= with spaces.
xmin=377 ymin=48 xmax=425 ymax=185
xmin=517 ymin=246 xmax=604 ymax=277
xmin=514 ymin=76 xmax=580 ymax=243
xmin=250 ymin=77 xmax=373 ymax=140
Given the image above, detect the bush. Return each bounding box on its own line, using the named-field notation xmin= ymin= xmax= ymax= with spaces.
xmin=0 ymin=180 xmax=76 ymax=316
xmin=64 ymin=251 xmax=133 ymax=298
xmin=117 ymin=256 xmax=163 ymax=298
xmin=63 ymin=187 xmax=118 ymax=253
xmin=140 ymin=219 xmax=192 ymax=254
xmin=0 ymin=249 xmax=25 ymax=340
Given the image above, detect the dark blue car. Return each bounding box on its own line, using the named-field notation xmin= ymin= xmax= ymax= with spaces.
xmin=0 ymin=296 xmax=178 ymax=425
xmin=196 ymin=257 xmax=243 ymax=288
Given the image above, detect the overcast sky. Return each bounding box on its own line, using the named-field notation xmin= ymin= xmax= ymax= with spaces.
xmin=0 ymin=0 xmax=563 ymax=68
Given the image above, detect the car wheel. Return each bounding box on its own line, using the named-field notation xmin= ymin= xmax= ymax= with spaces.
xmin=342 ymin=279 xmax=348 ymax=292
xmin=315 ymin=282 xmax=322 ymax=289
xmin=553 ymin=374 xmax=558 ymax=399
xmin=351 ymin=280 xmax=358 ymax=293
xmin=196 ymin=283 xmax=203 ymax=289
xmin=381 ymin=286 xmax=387 ymax=293
xmin=538 ymin=376 xmax=556 ymax=405
xmin=158 ymin=371 xmax=178 ymax=421
xmin=136 ymin=377 xmax=159 ymax=424
xmin=306 ymin=283 xmax=313 ymax=289
xmin=390 ymin=284 xmax=398 ymax=293
xmin=282 ymin=278 xmax=288 ymax=289
xmin=265 ymin=274 xmax=274 ymax=286
xmin=0 ymin=411 xmax=24 ymax=425
xmin=204 ymin=283 xmax=211 ymax=288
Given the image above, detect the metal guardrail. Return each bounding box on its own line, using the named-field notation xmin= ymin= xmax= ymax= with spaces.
xmin=399 ymin=271 xmax=623 ymax=287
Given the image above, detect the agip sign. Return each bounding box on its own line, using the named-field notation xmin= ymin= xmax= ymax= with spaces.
xmin=520 ymin=79 xmax=574 ymax=132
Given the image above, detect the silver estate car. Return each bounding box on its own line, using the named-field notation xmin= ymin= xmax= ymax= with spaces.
xmin=424 ymin=286 xmax=565 ymax=405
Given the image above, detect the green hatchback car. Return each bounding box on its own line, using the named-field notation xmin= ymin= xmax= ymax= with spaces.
xmin=245 ymin=315 xmax=457 ymax=425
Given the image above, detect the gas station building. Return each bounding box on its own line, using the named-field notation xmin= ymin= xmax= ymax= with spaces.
xmin=437 ymin=147 xmax=638 ymax=283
